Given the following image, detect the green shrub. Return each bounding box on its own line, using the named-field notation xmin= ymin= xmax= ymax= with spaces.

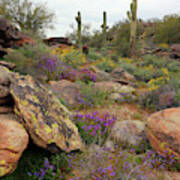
xmin=153 ymin=14 xmax=180 ymax=44
xmin=86 ymin=48 xmax=103 ymax=61
xmin=139 ymin=55 xmax=168 ymax=68
xmin=137 ymin=81 xmax=180 ymax=111
xmin=76 ymin=81 xmax=112 ymax=109
xmin=3 ymin=42 xmax=51 ymax=76
xmin=2 ymin=143 xmax=51 ymax=180
xmin=167 ymin=61 xmax=180 ymax=73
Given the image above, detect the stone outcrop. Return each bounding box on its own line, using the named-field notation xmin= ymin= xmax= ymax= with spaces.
xmin=146 ymin=108 xmax=180 ymax=161
xmin=10 ymin=74 xmax=84 ymax=153
xmin=93 ymin=81 xmax=135 ymax=102
xmin=0 ymin=61 xmax=16 ymax=70
xmin=105 ymin=120 xmax=147 ymax=151
xmin=111 ymin=67 xmax=135 ymax=81
xmin=0 ymin=114 xmax=29 ymax=177
xmin=49 ymin=80 xmax=82 ymax=109
xmin=0 ymin=18 xmax=34 ymax=58
xmin=0 ymin=66 xmax=14 ymax=114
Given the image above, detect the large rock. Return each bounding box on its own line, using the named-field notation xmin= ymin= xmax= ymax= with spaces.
xmin=0 ymin=106 xmax=13 ymax=114
xmin=146 ymin=108 xmax=180 ymax=161
xmin=0 ymin=66 xmax=12 ymax=85
xmin=0 ymin=85 xmax=9 ymax=98
xmin=0 ymin=18 xmax=34 ymax=50
xmin=94 ymin=81 xmax=135 ymax=97
xmin=170 ymin=44 xmax=180 ymax=53
xmin=86 ymin=66 xmax=112 ymax=81
xmin=105 ymin=120 xmax=147 ymax=151
xmin=49 ymin=80 xmax=82 ymax=109
xmin=10 ymin=74 xmax=84 ymax=153
xmin=0 ymin=114 xmax=29 ymax=177
xmin=111 ymin=67 xmax=135 ymax=81
xmin=0 ymin=61 xmax=16 ymax=70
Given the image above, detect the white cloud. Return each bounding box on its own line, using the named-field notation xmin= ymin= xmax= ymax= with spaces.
xmin=32 ymin=0 xmax=180 ymax=37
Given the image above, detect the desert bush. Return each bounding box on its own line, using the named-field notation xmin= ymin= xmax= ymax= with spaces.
xmin=3 ymin=42 xmax=52 ymax=76
xmin=75 ymin=81 xmax=112 ymax=109
xmin=88 ymin=30 xmax=104 ymax=49
xmin=86 ymin=48 xmax=103 ymax=61
xmin=95 ymin=57 xmax=116 ymax=72
xmin=167 ymin=61 xmax=180 ymax=73
xmin=137 ymin=82 xmax=180 ymax=111
xmin=138 ymin=55 xmax=168 ymax=68
xmin=152 ymin=14 xmax=180 ymax=44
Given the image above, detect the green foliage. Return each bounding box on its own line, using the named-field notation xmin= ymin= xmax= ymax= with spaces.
xmin=3 ymin=42 xmax=51 ymax=77
xmin=0 ymin=0 xmax=55 ymax=36
xmin=152 ymin=14 xmax=180 ymax=44
xmin=51 ymin=153 xmax=72 ymax=176
xmin=75 ymin=120 xmax=96 ymax=145
xmin=76 ymin=81 xmax=113 ymax=109
xmin=88 ymin=30 xmax=104 ymax=49
xmin=137 ymin=81 xmax=180 ymax=111
xmin=138 ymin=55 xmax=168 ymax=68
xmin=86 ymin=48 xmax=103 ymax=61
xmin=167 ymin=61 xmax=180 ymax=73
xmin=2 ymin=143 xmax=51 ymax=180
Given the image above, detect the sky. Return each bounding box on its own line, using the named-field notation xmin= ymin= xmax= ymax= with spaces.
xmin=31 ymin=0 xmax=180 ymax=37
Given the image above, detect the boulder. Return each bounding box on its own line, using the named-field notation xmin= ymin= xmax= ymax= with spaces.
xmin=0 ymin=18 xmax=34 ymax=49
xmin=0 ymin=61 xmax=16 ymax=70
xmin=111 ymin=67 xmax=135 ymax=81
xmin=170 ymin=44 xmax=180 ymax=53
xmin=0 ymin=66 xmax=12 ymax=86
xmin=0 ymin=85 xmax=9 ymax=98
xmin=0 ymin=96 xmax=13 ymax=106
xmin=0 ymin=114 xmax=29 ymax=177
xmin=49 ymin=80 xmax=82 ymax=109
xmin=0 ymin=46 xmax=7 ymax=58
xmin=94 ymin=81 xmax=123 ymax=93
xmin=87 ymin=66 xmax=112 ymax=81
xmin=10 ymin=74 xmax=84 ymax=153
xmin=0 ymin=106 xmax=13 ymax=114
xmin=146 ymin=108 xmax=180 ymax=161
xmin=105 ymin=120 xmax=147 ymax=151
xmin=94 ymin=81 xmax=135 ymax=95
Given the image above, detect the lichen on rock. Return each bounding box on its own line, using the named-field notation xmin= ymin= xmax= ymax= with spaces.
xmin=10 ymin=74 xmax=84 ymax=153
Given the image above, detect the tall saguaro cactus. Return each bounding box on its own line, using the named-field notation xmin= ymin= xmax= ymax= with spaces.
xmin=127 ymin=0 xmax=137 ymax=58
xmin=75 ymin=11 xmax=82 ymax=48
xmin=101 ymin=11 xmax=108 ymax=44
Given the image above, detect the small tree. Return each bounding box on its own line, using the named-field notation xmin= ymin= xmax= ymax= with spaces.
xmin=0 ymin=0 xmax=55 ymax=36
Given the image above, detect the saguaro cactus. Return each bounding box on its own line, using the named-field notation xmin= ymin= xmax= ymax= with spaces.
xmin=127 ymin=0 xmax=137 ymax=58
xmin=75 ymin=11 xmax=82 ymax=48
xmin=101 ymin=11 xmax=108 ymax=43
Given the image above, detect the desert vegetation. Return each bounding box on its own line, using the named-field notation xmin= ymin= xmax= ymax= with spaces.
xmin=0 ymin=0 xmax=180 ymax=180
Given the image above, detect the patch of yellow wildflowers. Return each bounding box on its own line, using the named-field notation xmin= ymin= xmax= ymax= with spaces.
xmin=148 ymin=68 xmax=170 ymax=91
xmin=158 ymin=43 xmax=169 ymax=49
